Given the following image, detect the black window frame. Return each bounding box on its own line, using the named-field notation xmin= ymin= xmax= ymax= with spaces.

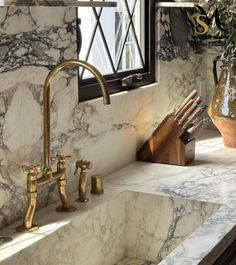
xmin=77 ymin=0 xmax=156 ymax=102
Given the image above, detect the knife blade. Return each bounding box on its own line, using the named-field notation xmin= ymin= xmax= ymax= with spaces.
xmin=183 ymin=105 xmax=207 ymax=130
xmin=174 ymin=90 xmax=198 ymax=118
xmin=188 ymin=118 xmax=211 ymax=137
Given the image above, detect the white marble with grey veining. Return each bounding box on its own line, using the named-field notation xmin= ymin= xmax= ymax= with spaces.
xmin=0 ymin=130 xmax=235 ymax=265
xmin=124 ymin=191 xmax=219 ymax=263
xmin=1 ymin=0 xmax=117 ymax=7
xmin=0 ymin=6 xmax=213 ymax=230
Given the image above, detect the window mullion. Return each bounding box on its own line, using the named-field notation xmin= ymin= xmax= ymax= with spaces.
xmin=116 ymin=0 xmax=145 ymax=72
xmin=124 ymin=0 xmax=137 ymax=17
xmin=128 ymin=0 xmax=145 ymax=66
xmin=115 ymin=18 xmax=133 ymax=72
xmin=92 ymin=9 xmax=116 ymax=74
xmin=80 ymin=7 xmax=103 ymax=78
xmin=130 ymin=21 xmax=145 ymax=67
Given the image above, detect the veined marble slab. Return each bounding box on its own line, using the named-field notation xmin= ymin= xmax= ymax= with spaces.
xmin=0 ymin=190 xmax=219 ymax=265
xmin=125 ymin=192 xmax=219 ymax=263
xmin=0 ymin=4 xmax=209 ymax=230
xmin=0 ymin=129 xmax=235 ymax=265
xmin=0 ymin=0 xmax=117 ymax=7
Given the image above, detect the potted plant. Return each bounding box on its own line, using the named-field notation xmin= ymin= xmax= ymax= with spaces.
xmin=199 ymin=0 xmax=236 ymax=148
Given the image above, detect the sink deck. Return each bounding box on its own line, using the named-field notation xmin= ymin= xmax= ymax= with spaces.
xmin=0 ymin=129 xmax=236 ymax=265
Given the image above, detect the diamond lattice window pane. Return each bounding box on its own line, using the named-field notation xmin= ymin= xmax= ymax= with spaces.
xmin=132 ymin=0 xmax=145 ymax=60
xmin=82 ymin=28 xmax=113 ymax=78
xmin=117 ymin=26 xmax=143 ymax=72
xmin=100 ymin=0 xmax=129 ymax=68
xmin=78 ymin=0 xmax=145 ymax=79
xmin=127 ymin=0 xmax=136 ymax=14
xmin=77 ymin=7 xmax=97 ymax=61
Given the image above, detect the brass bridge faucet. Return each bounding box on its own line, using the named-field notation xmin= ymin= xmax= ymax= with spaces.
xmin=17 ymin=59 xmax=111 ymax=232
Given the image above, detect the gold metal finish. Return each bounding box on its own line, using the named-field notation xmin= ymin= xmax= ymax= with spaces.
xmin=17 ymin=157 xmax=76 ymax=232
xmin=17 ymin=59 xmax=110 ymax=232
xmin=22 ymin=165 xmax=41 ymax=174
xmin=75 ymin=160 xmax=92 ymax=203
xmin=43 ymin=60 xmax=110 ymax=169
xmin=17 ymin=165 xmax=40 ymax=232
xmin=91 ymin=175 xmax=104 ymax=194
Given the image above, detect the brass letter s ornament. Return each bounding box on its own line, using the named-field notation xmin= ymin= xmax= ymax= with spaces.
xmin=195 ymin=14 xmax=209 ymax=35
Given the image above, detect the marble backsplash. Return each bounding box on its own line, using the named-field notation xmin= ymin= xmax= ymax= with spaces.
xmin=0 ymin=6 xmax=218 ymax=229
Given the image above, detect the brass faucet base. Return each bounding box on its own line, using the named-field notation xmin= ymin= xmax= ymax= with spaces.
xmin=75 ymin=198 xmax=89 ymax=203
xmin=16 ymin=224 xmax=39 ymax=233
xmin=55 ymin=205 xmax=76 ymax=213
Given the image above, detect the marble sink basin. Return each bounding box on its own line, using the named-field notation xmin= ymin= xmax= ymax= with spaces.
xmin=112 ymin=191 xmax=219 ymax=265
xmin=0 ymin=191 xmax=219 ymax=265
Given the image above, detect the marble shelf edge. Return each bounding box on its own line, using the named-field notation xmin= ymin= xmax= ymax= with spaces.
xmin=156 ymin=2 xmax=197 ymax=8
xmin=0 ymin=0 xmax=117 ymax=7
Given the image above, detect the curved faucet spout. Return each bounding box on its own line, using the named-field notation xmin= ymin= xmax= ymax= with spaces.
xmin=43 ymin=59 xmax=111 ymax=169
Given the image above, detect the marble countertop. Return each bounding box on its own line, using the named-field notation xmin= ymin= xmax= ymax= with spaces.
xmin=0 ymin=129 xmax=236 ymax=265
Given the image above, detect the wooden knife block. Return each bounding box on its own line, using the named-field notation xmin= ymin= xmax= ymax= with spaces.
xmin=137 ymin=114 xmax=196 ymax=166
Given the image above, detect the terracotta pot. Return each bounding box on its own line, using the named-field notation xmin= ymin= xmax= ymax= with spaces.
xmin=211 ymin=116 xmax=236 ymax=147
xmin=208 ymin=56 xmax=236 ymax=148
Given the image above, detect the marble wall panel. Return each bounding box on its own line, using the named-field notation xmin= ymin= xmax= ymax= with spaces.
xmin=0 ymin=6 xmax=78 ymax=228
xmin=0 ymin=6 xmax=219 ymax=229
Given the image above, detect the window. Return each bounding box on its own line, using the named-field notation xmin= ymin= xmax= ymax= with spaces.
xmin=77 ymin=0 xmax=155 ymax=102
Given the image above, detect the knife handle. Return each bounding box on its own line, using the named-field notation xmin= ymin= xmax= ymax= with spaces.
xmin=174 ymin=99 xmax=194 ymax=121
xmin=178 ymin=102 xmax=198 ymax=125
xmin=183 ymin=105 xmax=207 ymax=129
xmin=174 ymin=90 xmax=198 ymax=117
xmin=194 ymin=96 xmax=202 ymax=105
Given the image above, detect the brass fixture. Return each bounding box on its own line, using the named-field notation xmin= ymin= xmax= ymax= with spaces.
xmin=91 ymin=175 xmax=104 ymax=194
xmin=17 ymin=59 xmax=111 ymax=232
xmin=17 ymin=164 xmax=41 ymax=232
xmin=121 ymin=73 xmax=143 ymax=87
xmin=75 ymin=160 xmax=92 ymax=202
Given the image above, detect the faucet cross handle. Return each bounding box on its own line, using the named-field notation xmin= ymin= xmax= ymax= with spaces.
xmin=22 ymin=165 xmax=41 ymax=174
xmin=51 ymin=154 xmax=72 ymax=163
xmin=76 ymin=160 xmax=92 ymax=171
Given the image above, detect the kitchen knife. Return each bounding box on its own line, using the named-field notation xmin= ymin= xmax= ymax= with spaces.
xmin=174 ymin=99 xmax=194 ymax=121
xmin=185 ymin=123 xmax=195 ymax=130
xmin=188 ymin=118 xmax=211 ymax=137
xmin=183 ymin=105 xmax=207 ymax=129
xmin=194 ymin=96 xmax=203 ymax=105
xmin=178 ymin=96 xmax=203 ymax=125
xmin=174 ymin=90 xmax=198 ymax=118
